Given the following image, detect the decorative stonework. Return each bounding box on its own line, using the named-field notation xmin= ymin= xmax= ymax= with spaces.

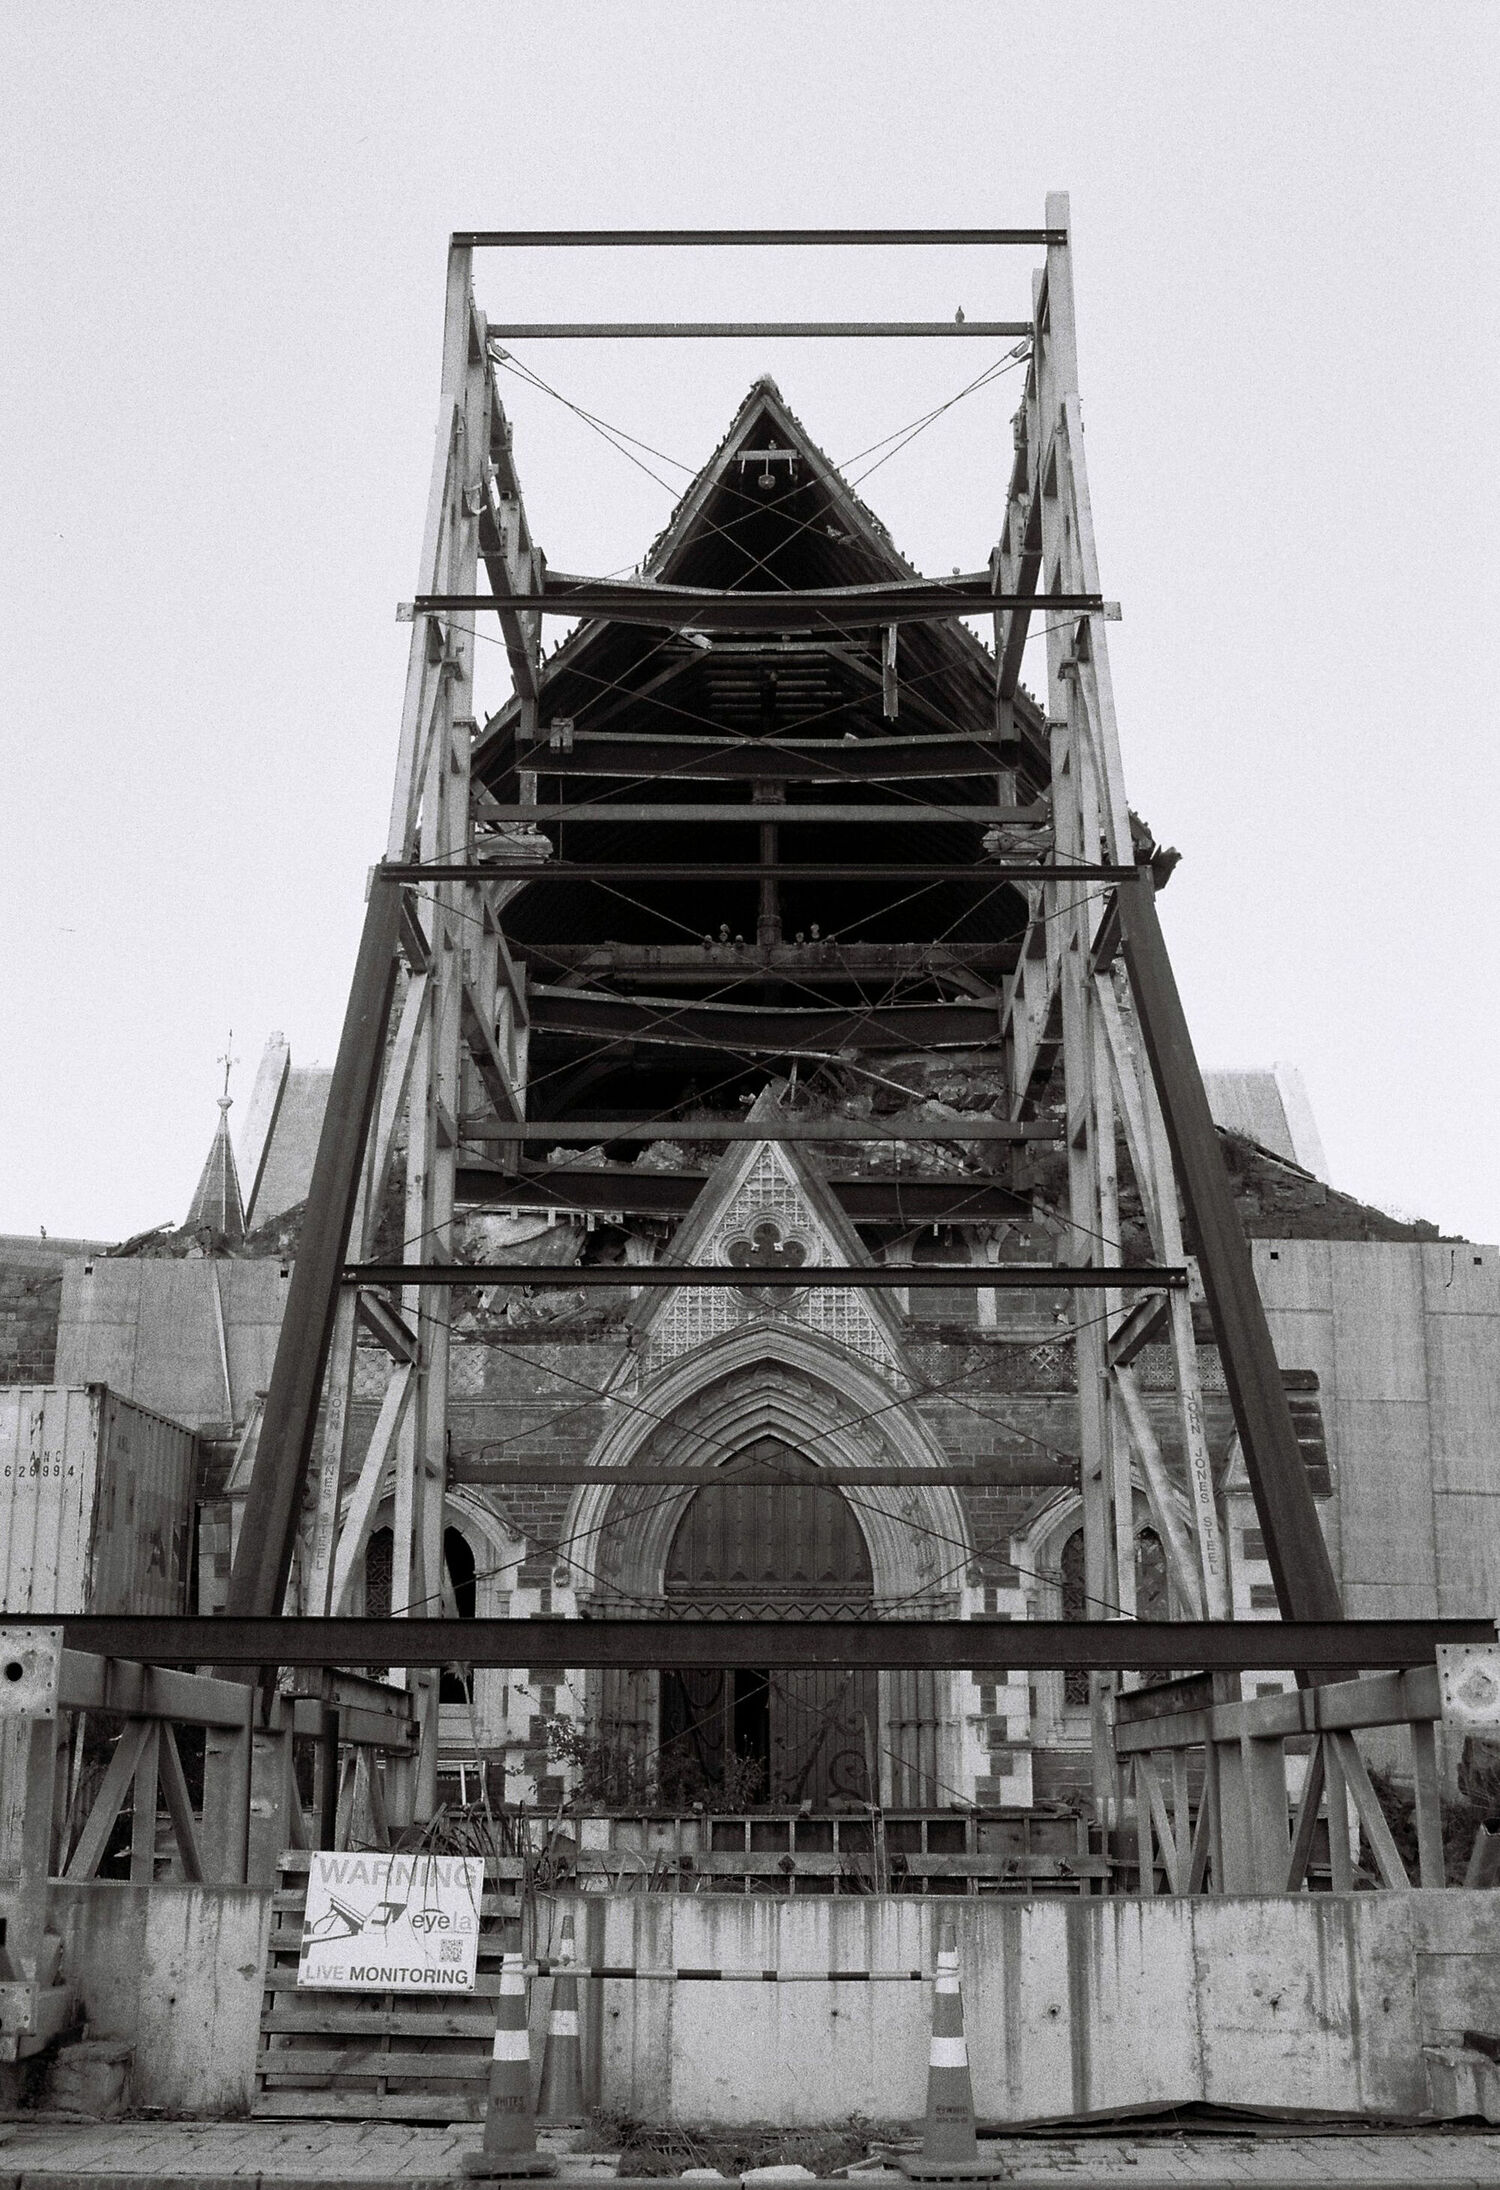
xmin=639 ymin=1143 xmax=901 ymax=1382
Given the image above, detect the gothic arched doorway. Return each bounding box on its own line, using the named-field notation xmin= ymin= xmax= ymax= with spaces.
xmin=657 ymin=1439 xmax=878 ymax=1807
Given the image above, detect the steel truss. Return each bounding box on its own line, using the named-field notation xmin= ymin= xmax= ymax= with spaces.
xmin=223 ymin=202 xmax=1346 ymax=1824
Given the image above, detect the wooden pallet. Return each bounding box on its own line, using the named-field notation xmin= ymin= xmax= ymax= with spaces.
xmin=253 ymin=1851 xmax=520 ymax=2121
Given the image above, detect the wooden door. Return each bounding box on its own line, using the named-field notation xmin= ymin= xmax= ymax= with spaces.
xmin=660 ymin=1442 xmax=877 ymax=1806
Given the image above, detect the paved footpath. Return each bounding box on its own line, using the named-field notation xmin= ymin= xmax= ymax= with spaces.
xmin=5 ymin=2123 xmax=1500 ymax=2188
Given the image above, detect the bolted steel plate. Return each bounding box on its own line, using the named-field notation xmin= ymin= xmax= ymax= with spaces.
xmin=1438 ymin=1642 xmax=1500 ymax=1728
xmin=0 ymin=1625 xmax=61 ymax=1719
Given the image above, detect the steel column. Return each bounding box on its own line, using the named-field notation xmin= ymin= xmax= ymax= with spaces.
xmin=225 ymin=871 xmax=404 ymax=1618
xmin=1116 ymin=868 xmax=1344 ymax=1621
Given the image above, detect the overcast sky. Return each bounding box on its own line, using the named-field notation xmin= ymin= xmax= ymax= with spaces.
xmin=3 ymin=3 xmax=1496 ymax=1245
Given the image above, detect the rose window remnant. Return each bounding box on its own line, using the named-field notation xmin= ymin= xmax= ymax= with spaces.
xmin=722 ymin=1218 xmax=816 ymax=1309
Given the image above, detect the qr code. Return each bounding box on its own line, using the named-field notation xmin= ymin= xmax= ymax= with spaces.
xmin=440 ymin=1939 xmax=463 ymax=1964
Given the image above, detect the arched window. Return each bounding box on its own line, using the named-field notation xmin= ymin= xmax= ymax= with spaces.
xmin=365 ymin=1526 xmax=393 ymax=1620
xmin=440 ymin=1527 xmax=477 ymax=1703
xmin=1136 ymin=1526 xmax=1168 ymax=1620
xmin=1060 ymin=1520 xmax=1170 ymax=1705
xmin=1061 ymin=1529 xmax=1089 ymax=1705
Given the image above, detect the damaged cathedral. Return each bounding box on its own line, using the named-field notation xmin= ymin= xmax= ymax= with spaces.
xmin=23 ymin=368 xmax=1496 ymax=1842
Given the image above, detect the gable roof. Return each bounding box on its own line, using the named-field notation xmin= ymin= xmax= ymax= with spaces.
xmin=475 ymin=375 xmax=1044 ymax=777
xmin=627 ymin=1086 xmax=913 ymax=1388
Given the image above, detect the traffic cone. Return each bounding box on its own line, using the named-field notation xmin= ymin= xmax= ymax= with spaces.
xmin=537 ymin=1914 xmax=585 ymax=2124
xmin=898 ymin=1920 xmax=1002 ymax=2180
xmin=461 ymin=1946 xmax=558 ymax=2179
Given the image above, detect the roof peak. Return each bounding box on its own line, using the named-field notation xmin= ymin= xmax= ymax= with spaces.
xmin=185 ymin=1072 xmax=247 ymax=1244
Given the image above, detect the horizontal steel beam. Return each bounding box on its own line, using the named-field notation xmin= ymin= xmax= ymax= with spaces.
xmin=35 ymin=1616 xmax=1494 ymax=1672
xmin=58 ymin=1650 xmax=250 ymax=1729
xmin=454 ymin=1166 xmax=1028 ymax=1224
xmin=1114 ymin=1663 xmax=1445 ymax=1753
xmin=412 ymin=584 xmax=1103 ymax=629
xmin=51 ymin=1654 xmax=416 ymax=1749
xmin=526 ymin=989 xmax=1000 ymax=1053
xmin=513 ymin=736 xmax=1026 ymax=783
xmin=455 ymin=1118 xmax=1058 ymax=1142
xmin=453 ymin=1460 xmax=1071 ymax=1488
xmin=457 ymin=229 xmax=1063 ymax=248
xmin=521 ymin=943 xmax=1017 ymax=976
xmin=401 ymin=862 xmax=1091 ymax=883
xmin=471 ymin=804 xmax=1060 ymax=828
xmin=342 ymin=1262 xmax=1185 ymax=1291
xmin=489 ymin=322 xmax=1033 ymax=339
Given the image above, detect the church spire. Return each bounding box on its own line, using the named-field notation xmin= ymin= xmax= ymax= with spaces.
xmin=185 ymin=1035 xmax=246 ymax=1244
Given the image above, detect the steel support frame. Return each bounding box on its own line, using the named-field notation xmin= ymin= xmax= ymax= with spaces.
xmin=228 ymin=201 xmax=1352 ymax=1833
xmin=21 ymin=1615 xmax=1490 ymax=1672
xmin=986 ymin=196 xmax=1236 ymax=1814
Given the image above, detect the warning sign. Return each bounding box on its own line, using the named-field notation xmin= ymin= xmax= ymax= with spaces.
xmin=297 ymin=1851 xmax=485 ymax=1993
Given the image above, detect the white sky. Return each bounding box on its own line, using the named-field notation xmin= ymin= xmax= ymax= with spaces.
xmin=2 ymin=3 xmax=1496 ymax=1244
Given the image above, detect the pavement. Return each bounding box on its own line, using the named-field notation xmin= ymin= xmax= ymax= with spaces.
xmin=6 ymin=2122 xmax=1500 ymax=2189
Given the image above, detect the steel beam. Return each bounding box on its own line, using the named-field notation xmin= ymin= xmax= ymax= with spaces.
xmin=454 ymin=1166 xmax=1029 ymax=1223
xmin=403 ymin=862 xmax=1092 ymax=882
xmin=453 ymin=1460 xmax=1073 ymax=1487
xmin=512 ymin=735 xmax=1025 ymax=782
xmin=525 ymin=989 xmax=1000 ymax=1052
xmin=410 ymin=584 xmax=1103 ymax=629
xmin=489 ymin=322 xmax=1033 ymax=339
xmin=520 ymin=943 xmax=1017 ymax=978
xmin=456 ymin=229 xmax=1062 ymax=248
xmin=35 ymin=1615 xmax=1493 ymax=1673
xmin=456 ymin=1118 xmax=1058 ymax=1143
xmin=1116 ymin=870 xmax=1345 ymax=1621
xmin=226 ymin=873 xmax=404 ymax=1619
xmin=342 ymin=1262 xmax=1185 ymax=1291
xmin=470 ymin=805 xmax=1072 ymax=828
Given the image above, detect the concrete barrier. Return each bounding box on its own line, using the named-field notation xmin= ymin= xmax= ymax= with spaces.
xmin=561 ymin=1893 xmax=1434 ymax=2123
xmin=41 ymin=1882 xmax=1500 ymax=2124
xmin=49 ymin=1880 xmax=270 ymax=2116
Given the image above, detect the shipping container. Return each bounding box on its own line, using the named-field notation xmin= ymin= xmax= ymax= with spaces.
xmin=0 ymin=1383 xmax=197 ymax=1615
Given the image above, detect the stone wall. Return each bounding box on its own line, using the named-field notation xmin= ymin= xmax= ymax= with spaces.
xmin=0 ymin=1235 xmax=110 ymax=1384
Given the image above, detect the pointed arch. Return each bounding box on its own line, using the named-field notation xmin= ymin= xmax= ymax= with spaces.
xmin=566 ymin=1323 xmax=970 ymax=1607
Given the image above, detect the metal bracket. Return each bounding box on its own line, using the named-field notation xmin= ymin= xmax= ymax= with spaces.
xmin=1438 ymin=1643 xmax=1500 ymax=1729
xmin=0 ymin=1627 xmax=61 ymax=1719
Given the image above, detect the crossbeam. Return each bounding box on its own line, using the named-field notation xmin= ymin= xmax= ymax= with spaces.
xmin=525 ymin=989 xmax=1001 ymax=1052
xmin=402 ymin=862 xmax=1104 ymax=882
xmin=470 ymin=805 xmax=1069 ymax=828
xmin=1113 ymin=1663 xmax=1444 ymax=1752
xmin=342 ymin=1262 xmax=1185 ymax=1290
xmin=456 ymin=229 xmax=1063 ymax=248
xmin=455 ymin=1118 xmax=1059 ymax=1142
xmin=411 ymin=583 xmax=1104 ymax=629
xmin=512 ymin=735 xmax=1027 ymax=782
xmin=454 ymin=1166 xmax=1029 ymax=1223
xmin=32 ymin=1616 xmax=1491 ymax=1672
xmin=488 ymin=322 xmax=1034 ymax=339
xmin=520 ymin=943 xmax=1017 ymax=977
xmin=453 ymin=1461 xmax=1071 ymax=1487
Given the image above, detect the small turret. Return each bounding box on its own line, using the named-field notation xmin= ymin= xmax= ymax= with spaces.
xmin=185 ymin=1036 xmax=246 ymax=1244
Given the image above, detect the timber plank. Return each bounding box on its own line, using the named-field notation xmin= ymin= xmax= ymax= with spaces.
xmin=254 ymin=2090 xmax=486 ymax=2120
xmin=262 ymin=2049 xmax=491 ymax=2079
xmin=263 ymin=2007 xmax=497 ymax=2037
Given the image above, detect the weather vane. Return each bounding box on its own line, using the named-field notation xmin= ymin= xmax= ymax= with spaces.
xmin=217 ymin=1031 xmax=238 ymax=1107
